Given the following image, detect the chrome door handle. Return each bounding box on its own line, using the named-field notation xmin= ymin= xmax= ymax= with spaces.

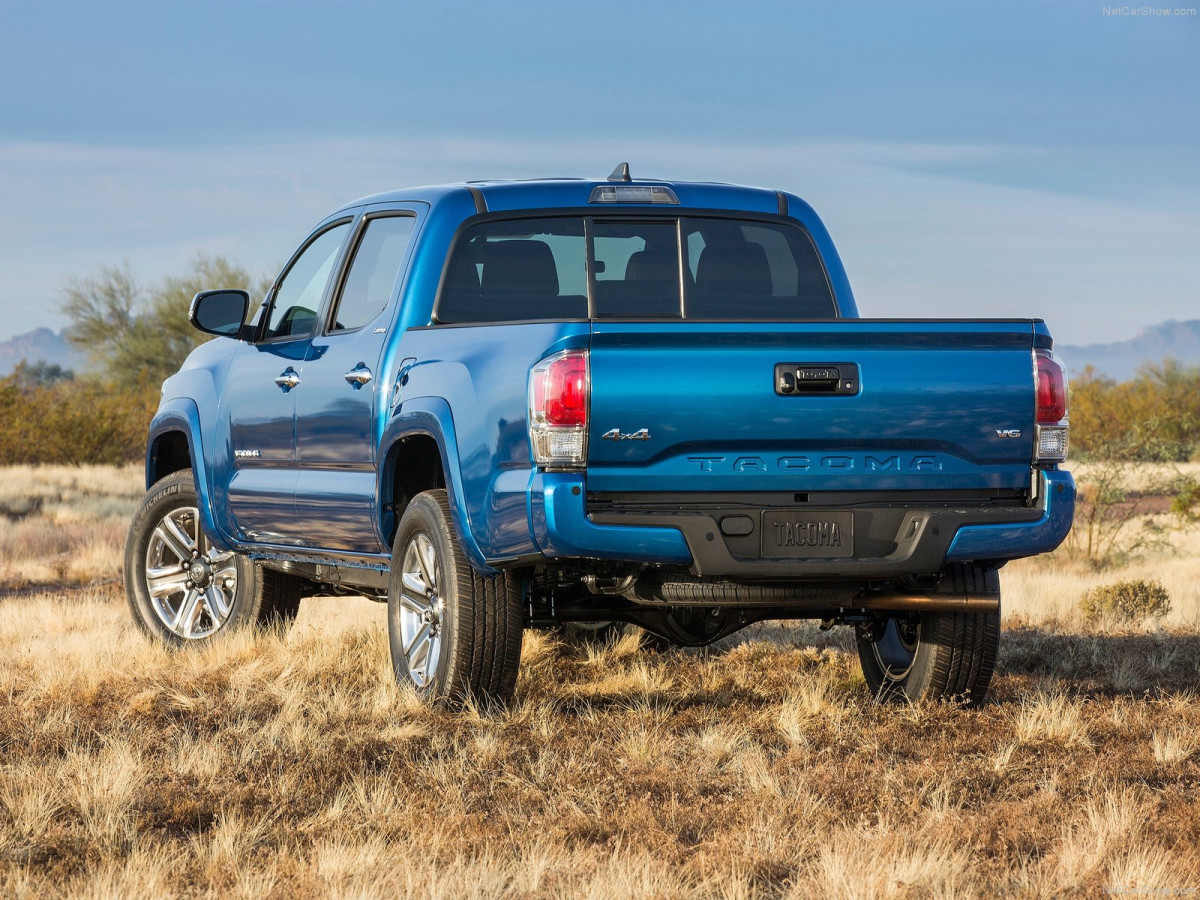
xmin=344 ymin=364 xmax=372 ymax=387
xmin=274 ymin=369 xmax=300 ymax=390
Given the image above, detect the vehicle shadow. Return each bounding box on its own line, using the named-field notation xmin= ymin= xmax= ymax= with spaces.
xmin=718 ymin=618 xmax=1200 ymax=699
xmin=995 ymin=624 xmax=1200 ymax=698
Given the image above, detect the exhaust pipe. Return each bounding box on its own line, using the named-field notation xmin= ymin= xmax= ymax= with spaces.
xmin=849 ymin=590 xmax=999 ymax=614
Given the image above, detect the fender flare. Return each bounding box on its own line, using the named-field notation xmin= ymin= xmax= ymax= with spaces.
xmin=377 ymin=397 xmax=495 ymax=574
xmin=146 ymin=399 xmax=236 ymax=553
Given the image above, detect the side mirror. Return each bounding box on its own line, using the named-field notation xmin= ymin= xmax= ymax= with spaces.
xmin=190 ymin=290 xmax=250 ymax=338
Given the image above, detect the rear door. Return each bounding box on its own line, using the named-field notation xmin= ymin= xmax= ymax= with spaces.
xmin=293 ymin=207 xmax=422 ymax=552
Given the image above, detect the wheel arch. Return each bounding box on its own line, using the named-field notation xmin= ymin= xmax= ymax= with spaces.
xmin=146 ymin=399 xmax=232 ymax=552
xmin=377 ymin=398 xmax=494 ymax=574
xmin=148 ymin=429 xmax=192 ymax=485
xmin=381 ymin=433 xmax=445 ymax=538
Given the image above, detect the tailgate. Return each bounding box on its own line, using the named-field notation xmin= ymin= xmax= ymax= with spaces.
xmin=586 ymin=320 xmax=1041 ymax=494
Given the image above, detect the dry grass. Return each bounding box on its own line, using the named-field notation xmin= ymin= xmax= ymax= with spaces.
xmin=1 ymin=465 xmax=1199 ymax=897
xmin=1068 ymin=460 xmax=1200 ymax=495
xmin=0 ymin=464 xmax=142 ymax=589
xmin=1002 ymin=520 xmax=1200 ymax=630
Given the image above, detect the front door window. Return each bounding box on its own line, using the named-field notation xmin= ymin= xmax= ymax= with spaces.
xmin=265 ymin=222 xmax=351 ymax=339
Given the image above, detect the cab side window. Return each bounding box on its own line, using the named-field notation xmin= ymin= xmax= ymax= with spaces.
xmin=329 ymin=215 xmax=415 ymax=332
xmin=266 ymin=221 xmax=351 ymax=339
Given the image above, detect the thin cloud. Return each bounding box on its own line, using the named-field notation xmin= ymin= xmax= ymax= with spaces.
xmin=0 ymin=136 xmax=1196 ymax=344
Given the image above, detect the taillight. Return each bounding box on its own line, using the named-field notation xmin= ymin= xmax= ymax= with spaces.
xmin=529 ymin=349 xmax=589 ymax=467
xmin=1033 ymin=349 xmax=1069 ymax=463
xmin=1036 ymin=350 xmax=1067 ymax=423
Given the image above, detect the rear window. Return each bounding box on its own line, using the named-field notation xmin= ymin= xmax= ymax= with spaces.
xmin=437 ymin=218 xmax=587 ymax=323
xmin=684 ymin=219 xmax=835 ymax=320
xmin=436 ymin=215 xmax=835 ymax=323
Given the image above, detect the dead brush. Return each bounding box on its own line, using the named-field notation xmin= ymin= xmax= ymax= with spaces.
xmin=0 ymin=465 xmax=139 ymax=588
xmin=1080 ymin=579 xmax=1171 ymax=626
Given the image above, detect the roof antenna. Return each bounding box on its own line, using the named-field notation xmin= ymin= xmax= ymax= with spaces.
xmin=608 ymin=162 xmax=632 ymax=183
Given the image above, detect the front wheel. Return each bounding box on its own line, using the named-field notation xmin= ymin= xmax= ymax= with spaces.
xmin=856 ymin=608 xmax=1000 ymax=706
xmin=388 ymin=490 xmax=523 ymax=702
xmin=124 ymin=470 xmax=305 ymax=644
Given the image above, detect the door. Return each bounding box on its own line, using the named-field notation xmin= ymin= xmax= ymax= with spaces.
xmin=223 ymin=218 xmax=353 ymax=544
xmin=293 ymin=211 xmax=419 ymax=551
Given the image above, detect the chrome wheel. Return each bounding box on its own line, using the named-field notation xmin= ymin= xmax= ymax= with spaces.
xmin=397 ymin=532 xmax=444 ymax=688
xmin=144 ymin=506 xmax=238 ymax=640
xmin=871 ymin=616 xmax=921 ymax=681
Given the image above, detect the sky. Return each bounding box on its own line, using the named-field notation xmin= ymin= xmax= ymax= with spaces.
xmin=0 ymin=0 xmax=1197 ymax=346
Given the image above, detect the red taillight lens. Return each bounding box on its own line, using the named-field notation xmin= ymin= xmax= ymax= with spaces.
xmin=1035 ymin=350 xmax=1068 ymax=424
xmin=538 ymin=354 xmax=588 ymax=426
xmin=529 ymin=350 xmax=589 ymax=467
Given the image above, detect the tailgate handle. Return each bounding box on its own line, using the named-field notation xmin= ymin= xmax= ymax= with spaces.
xmin=775 ymin=362 xmax=860 ymax=396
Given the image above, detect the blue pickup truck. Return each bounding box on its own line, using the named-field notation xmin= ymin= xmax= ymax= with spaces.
xmin=124 ymin=164 xmax=1074 ymax=706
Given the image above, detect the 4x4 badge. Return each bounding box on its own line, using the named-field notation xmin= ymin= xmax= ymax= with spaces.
xmin=602 ymin=428 xmax=651 ymax=442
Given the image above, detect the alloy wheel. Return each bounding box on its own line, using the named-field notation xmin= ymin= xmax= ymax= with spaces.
xmin=870 ymin=616 xmax=922 ymax=681
xmin=397 ymin=532 xmax=444 ymax=688
xmin=144 ymin=506 xmax=238 ymax=640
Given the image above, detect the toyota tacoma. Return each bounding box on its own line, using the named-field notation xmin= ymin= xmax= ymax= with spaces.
xmin=125 ymin=164 xmax=1074 ymax=705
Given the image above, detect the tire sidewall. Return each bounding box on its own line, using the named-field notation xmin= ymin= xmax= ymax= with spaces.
xmin=125 ymin=470 xmax=258 ymax=645
xmin=894 ymin=617 xmax=939 ymax=698
xmin=858 ymin=615 xmax=937 ymax=702
xmin=388 ymin=492 xmax=458 ymax=695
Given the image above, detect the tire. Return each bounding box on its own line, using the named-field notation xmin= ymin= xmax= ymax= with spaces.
xmin=387 ymin=490 xmax=523 ymax=702
xmin=125 ymin=469 xmax=305 ymax=644
xmin=555 ymin=621 xmax=655 ymax=649
xmin=856 ymin=608 xmax=1000 ymax=706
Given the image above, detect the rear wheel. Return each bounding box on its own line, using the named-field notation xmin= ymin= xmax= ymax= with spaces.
xmin=388 ymin=490 xmax=523 ymax=702
xmin=856 ymin=607 xmax=1000 ymax=706
xmin=552 ymin=608 xmax=736 ymax=651
xmin=556 ymin=621 xmax=636 ymax=646
xmin=125 ymin=470 xmax=305 ymax=644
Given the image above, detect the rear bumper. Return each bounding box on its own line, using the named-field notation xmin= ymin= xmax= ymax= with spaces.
xmin=529 ymin=472 xmax=694 ymax=564
xmin=945 ymin=469 xmax=1075 ymax=562
xmin=529 ymin=469 xmax=1074 ymax=577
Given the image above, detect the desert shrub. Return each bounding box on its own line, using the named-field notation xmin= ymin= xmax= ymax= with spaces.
xmin=0 ymin=253 xmax=269 ymax=466
xmin=1070 ymin=361 xmax=1200 ymax=460
xmin=10 ymin=359 xmax=74 ymax=388
xmin=64 ymin=254 xmax=270 ymax=388
xmin=1172 ymin=477 xmax=1200 ymax=522
xmin=1079 ymin=579 xmax=1171 ymax=625
xmin=1066 ymin=426 xmax=1185 ymax=567
xmin=0 ymin=375 xmax=158 ymax=466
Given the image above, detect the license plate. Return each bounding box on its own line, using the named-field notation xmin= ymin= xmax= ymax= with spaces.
xmin=761 ymin=511 xmax=854 ymax=559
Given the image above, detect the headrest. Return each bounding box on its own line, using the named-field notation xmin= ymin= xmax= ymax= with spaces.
xmin=482 ymin=240 xmax=559 ymax=298
xmin=625 ymin=248 xmax=677 ymax=284
xmin=695 ymin=241 xmax=772 ymax=297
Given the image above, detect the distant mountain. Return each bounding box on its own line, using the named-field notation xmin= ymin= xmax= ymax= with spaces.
xmin=1057 ymin=320 xmax=1200 ymax=382
xmin=0 ymin=327 xmax=86 ymax=377
xmin=5 ymin=320 xmax=1199 ymax=385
